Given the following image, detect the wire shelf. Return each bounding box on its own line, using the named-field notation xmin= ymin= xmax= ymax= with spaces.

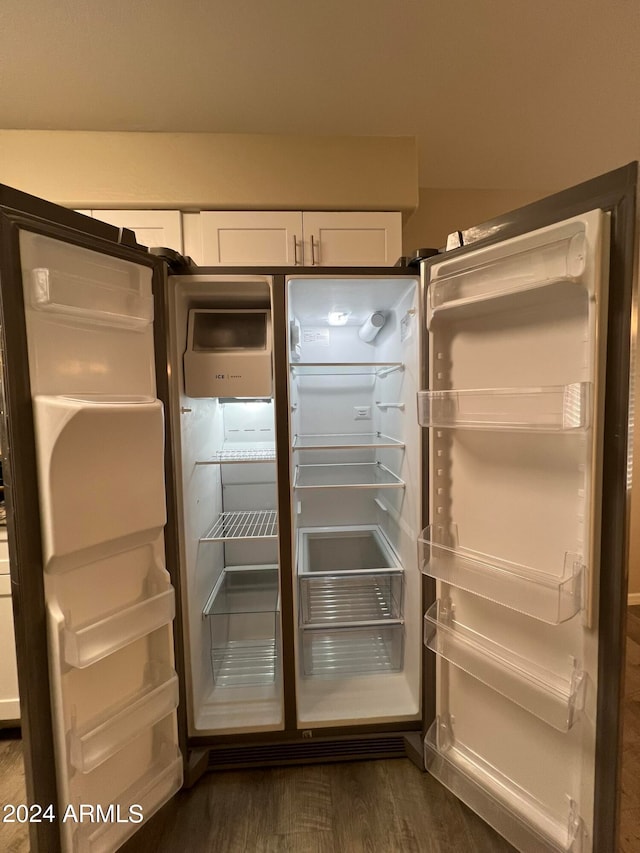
xmin=196 ymin=444 xmax=276 ymax=464
xmin=201 ymin=510 xmax=278 ymax=542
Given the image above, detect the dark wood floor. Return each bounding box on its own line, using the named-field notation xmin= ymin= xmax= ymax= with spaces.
xmin=2 ymin=609 xmax=639 ymax=852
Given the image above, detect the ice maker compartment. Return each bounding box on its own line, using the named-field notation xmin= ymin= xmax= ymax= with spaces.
xmin=184 ymin=309 xmax=273 ymax=398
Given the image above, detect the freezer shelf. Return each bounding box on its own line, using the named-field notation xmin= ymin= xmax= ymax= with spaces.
xmin=424 ymin=601 xmax=584 ymax=731
xmin=301 ymin=624 xmax=404 ymax=677
xmin=428 ymin=228 xmax=586 ymax=318
xmin=69 ymin=664 xmax=179 ymax=774
xmin=203 ymin=566 xmax=280 ymax=616
xmin=417 ymin=383 xmax=590 ymax=432
xmin=293 ymin=432 xmax=404 ymax=450
xmin=419 ymin=525 xmax=583 ymax=625
xmin=424 ymin=718 xmax=585 ymax=852
xmin=290 ymin=362 xmax=403 ymax=377
xmin=294 ymin=463 xmax=405 ymax=490
xmin=74 ymin=743 xmax=183 ymax=853
xmin=300 ymin=572 xmax=404 ymax=626
xmin=63 ymin=587 xmax=175 ymax=669
xmin=200 ymin=510 xmax=278 ymax=542
xmin=196 ymin=443 xmax=276 ymax=464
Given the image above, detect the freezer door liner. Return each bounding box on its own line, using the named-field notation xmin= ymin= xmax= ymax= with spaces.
xmin=9 ymin=224 xmax=182 ymax=853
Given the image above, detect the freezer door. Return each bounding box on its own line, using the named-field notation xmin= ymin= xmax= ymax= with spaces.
xmin=418 ymin=164 xmax=637 ymax=853
xmin=0 ymin=186 xmax=182 ymax=853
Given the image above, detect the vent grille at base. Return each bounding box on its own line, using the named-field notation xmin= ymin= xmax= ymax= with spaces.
xmin=206 ymin=736 xmax=407 ymax=770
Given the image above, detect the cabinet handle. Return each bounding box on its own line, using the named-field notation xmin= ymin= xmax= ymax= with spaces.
xmin=310 ymin=235 xmax=317 ymax=266
xmin=293 ymin=235 xmax=299 ymax=265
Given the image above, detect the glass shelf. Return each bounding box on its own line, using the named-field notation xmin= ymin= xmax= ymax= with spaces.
xmin=294 ymin=463 xmax=405 ymax=490
xmin=293 ymin=432 xmax=404 ymax=450
xmin=418 ymin=525 xmax=583 ymax=625
xmin=290 ymin=362 xmax=403 ymax=377
xmin=201 ymin=510 xmax=278 ymax=542
xmin=417 ymin=383 xmax=590 ymax=431
xmin=301 ymin=624 xmax=404 ymax=677
xmin=69 ymin=663 xmax=179 ymax=774
xmin=428 ymin=230 xmax=586 ymax=319
xmin=299 ymin=571 xmax=404 ymax=626
xmin=196 ymin=443 xmax=276 ymax=464
xmin=424 ymin=717 xmax=585 ymax=852
xmin=203 ymin=566 xmax=280 ymax=616
xmin=424 ymin=600 xmax=584 ymax=731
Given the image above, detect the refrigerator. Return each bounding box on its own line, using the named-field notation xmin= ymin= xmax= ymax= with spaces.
xmin=0 ymin=162 xmax=636 ymax=853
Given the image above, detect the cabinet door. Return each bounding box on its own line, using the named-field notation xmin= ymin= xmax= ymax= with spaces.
xmin=303 ymin=212 xmax=402 ymax=267
xmin=199 ymin=211 xmax=302 ymax=265
xmin=91 ymin=210 xmax=183 ymax=253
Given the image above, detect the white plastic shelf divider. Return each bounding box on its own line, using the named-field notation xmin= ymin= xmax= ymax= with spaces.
xmin=196 ymin=443 xmax=276 ymax=464
xmin=424 ymin=600 xmax=584 ymax=731
xmin=428 ymin=229 xmax=586 ymax=319
xmin=424 ymin=718 xmax=585 ymax=852
xmin=74 ymin=743 xmax=183 ymax=853
xmin=417 ymin=383 xmax=590 ymax=432
xmin=294 ymin=463 xmax=405 ymax=490
xmin=300 ymin=571 xmax=404 ymax=626
xmin=201 ymin=510 xmax=278 ymax=542
xmin=69 ymin=664 xmax=179 ymax=774
xmin=419 ymin=525 xmax=583 ymax=625
xmin=63 ymin=588 xmax=175 ymax=669
xmin=302 ymin=624 xmax=404 ymax=677
xmin=293 ymin=433 xmax=404 ymax=450
xmin=290 ymin=362 xmax=403 ymax=377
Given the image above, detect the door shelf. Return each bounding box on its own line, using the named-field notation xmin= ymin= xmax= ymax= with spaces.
xmin=293 ymin=432 xmax=405 ymax=450
xmin=300 ymin=572 xmax=404 ymax=626
xmin=294 ymin=463 xmax=405 ymax=490
xmin=424 ymin=718 xmax=585 ymax=852
xmin=200 ymin=510 xmax=278 ymax=542
xmin=31 ymin=267 xmax=154 ymax=330
xmin=417 ymin=383 xmax=590 ymax=432
xmin=419 ymin=525 xmax=583 ymax=624
xmin=301 ymin=624 xmax=404 ymax=677
xmin=69 ymin=663 xmax=179 ymax=774
xmin=424 ymin=600 xmax=584 ymax=731
xmin=196 ymin=443 xmax=276 ymax=464
xmin=427 ymin=228 xmax=586 ymax=318
xmin=290 ymin=362 xmax=403 ymax=377
xmin=74 ymin=743 xmax=183 ymax=853
xmin=63 ymin=587 xmax=175 ymax=669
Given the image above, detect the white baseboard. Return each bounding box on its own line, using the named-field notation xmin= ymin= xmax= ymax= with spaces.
xmin=628 ymin=593 xmax=640 ymax=606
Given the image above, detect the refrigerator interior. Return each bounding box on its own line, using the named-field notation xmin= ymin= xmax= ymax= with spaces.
xmin=287 ymin=276 xmax=422 ymax=726
xmin=168 ymin=275 xmax=284 ymax=735
xmin=419 ymin=211 xmax=609 ymax=852
xmin=18 ymin=231 xmax=182 ymax=853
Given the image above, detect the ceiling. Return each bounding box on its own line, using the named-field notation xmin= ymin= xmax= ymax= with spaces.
xmin=1 ymin=0 xmax=639 ymax=190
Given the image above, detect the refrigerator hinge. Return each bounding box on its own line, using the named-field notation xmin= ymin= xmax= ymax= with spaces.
xmin=445 ymin=231 xmax=464 ymax=251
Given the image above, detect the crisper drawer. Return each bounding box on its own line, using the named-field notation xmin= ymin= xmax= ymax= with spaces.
xmin=299 ymin=571 xmax=403 ymax=626
xmin=301 ymin=624 xmax=404 ymax=677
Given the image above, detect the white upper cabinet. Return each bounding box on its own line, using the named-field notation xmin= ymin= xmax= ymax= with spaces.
xmin=193 ymin=211 xmax=402 ymax=267
xmin=197 ymin=211 xmax=301 ymax=266
xmin=89 ymin=210 xmax=183 ymax=254
xmin=302 ymin=212 xmax=402 ymax=267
